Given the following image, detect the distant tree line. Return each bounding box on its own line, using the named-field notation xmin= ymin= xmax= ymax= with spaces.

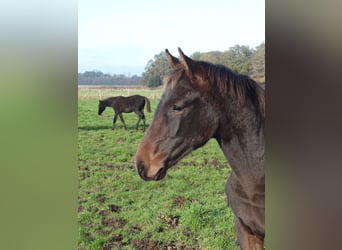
xmin=140 ymin=43 xmax=265 ymax=88
xmin=78 ymin=43 xmax=264 ymax=87
xmin=78 ymin=71 xmax=141 ymax=85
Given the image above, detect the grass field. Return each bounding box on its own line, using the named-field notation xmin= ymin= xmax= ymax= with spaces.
xmin=78 ymin=87 xmax=239 ymax=250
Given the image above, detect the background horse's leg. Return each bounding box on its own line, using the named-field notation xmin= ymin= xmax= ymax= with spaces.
xmin=118 ymin=113 xmax=127 ymax=130
xmin=112 ymin=113 xmax=118 ymax=130
xmin=134 ymin=111 xmax=145 ymax=131
xmin=234 ymin=217 xmax=264 ymax=250
xmin=141 ymin=112 xmax=146 ymax=131
xmin=135 ymin=117 xmax=141 ymax=130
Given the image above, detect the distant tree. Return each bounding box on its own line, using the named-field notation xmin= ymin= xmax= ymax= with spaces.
xmin=221 ymin=45 xmax=254 ymax=75
xmin=250 ymin=42 xmax=265 ymax=84
xmin=78 ymin=70 xmax=141 ymax=85
xmin=198 ymin=51 xmax=222 ymax=64
xmin=191 ymin=45 xmax=256 ymax=76
xmin=139 ymin=43 xmax=265 ymax=88
xmin=190 ymin=51 xmax=201 ymax=60
xmin=140 ymin=52 xmax=171 ymax=88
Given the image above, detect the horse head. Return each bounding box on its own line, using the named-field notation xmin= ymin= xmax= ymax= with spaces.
xmin=135 ymin=48 xmax=220 ymax=180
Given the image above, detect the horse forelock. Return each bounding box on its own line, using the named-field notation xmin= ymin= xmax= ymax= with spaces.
xmin=163 ymin=64 xmax=185 ymax=90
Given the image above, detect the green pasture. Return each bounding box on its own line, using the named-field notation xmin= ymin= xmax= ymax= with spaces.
xmin=78 ymin=88 xmax=238 ymax=249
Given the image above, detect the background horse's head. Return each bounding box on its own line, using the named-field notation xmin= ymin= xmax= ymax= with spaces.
xmin=98 ymin=100 xmax=106 ymax=115
xmin=135 ymin=48 xmax=220 ymax=181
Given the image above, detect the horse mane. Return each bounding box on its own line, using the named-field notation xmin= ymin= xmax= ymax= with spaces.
xmin=100 ymin=96 xmax=113 ymax=101
xmin=164 ymin=61 xmax=265 ymax=119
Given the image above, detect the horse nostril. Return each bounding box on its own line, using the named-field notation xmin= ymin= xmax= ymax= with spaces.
xmin=137 ymin=160 xmax=147 ymax=179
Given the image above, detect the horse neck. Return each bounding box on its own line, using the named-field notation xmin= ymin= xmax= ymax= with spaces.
xmin=216 ymin=99 xmax=265 ymax=182
xmin=106 ymin=98 xmax=116 ymax=107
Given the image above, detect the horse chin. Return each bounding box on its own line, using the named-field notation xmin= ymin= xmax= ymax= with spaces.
xmin=153 ymin=166 xmax=168 ymax=181
xmin=141 ymin=166 xmax=167 ymax=181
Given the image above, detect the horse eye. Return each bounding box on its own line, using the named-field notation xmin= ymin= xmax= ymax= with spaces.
xmin=172 ymin=105 xmax=183 ymax=112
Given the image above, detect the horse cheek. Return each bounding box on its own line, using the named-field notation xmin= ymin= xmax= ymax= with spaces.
xmin=168 ymin=118 xmax=181 ymax=137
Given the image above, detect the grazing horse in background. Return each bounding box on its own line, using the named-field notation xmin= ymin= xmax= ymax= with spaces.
xmin=135 ymin=48 xmax=265 ymax=249
xmin=98 ymin=95 xmax=151 ymax=131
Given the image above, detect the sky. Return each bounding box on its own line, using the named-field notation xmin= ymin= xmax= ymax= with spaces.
xmin=78 ymin=0 xmax=265 ymax=76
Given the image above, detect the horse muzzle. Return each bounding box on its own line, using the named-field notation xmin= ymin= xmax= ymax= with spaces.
xmin=136 ymin=160 xmax=167 ymax=181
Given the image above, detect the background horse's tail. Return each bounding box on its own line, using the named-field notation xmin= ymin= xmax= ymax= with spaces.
xmin=144 ymin=97 xmax=151 ymax=113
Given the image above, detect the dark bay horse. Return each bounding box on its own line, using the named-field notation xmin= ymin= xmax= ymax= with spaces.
xmin=135 ymin=48 xmax=265 ymax=249
xmin=98 ymin=95 xmax=151 ymax=131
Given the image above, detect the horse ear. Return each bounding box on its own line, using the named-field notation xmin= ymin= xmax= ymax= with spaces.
xmin=178 ymin=47 xmax=201 ymax=81
xmin=165 ymin=49 xmax=180 ymax=69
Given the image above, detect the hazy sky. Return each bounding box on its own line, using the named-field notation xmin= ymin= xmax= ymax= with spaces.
xmin=78 ymin=0 xmax=265 ymax=75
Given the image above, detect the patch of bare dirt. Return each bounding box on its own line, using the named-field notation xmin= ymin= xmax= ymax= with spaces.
xmin=174 ymin=195 xmax=193 ymax=207
xmin=181 ymin=158 xmax=227 ymax=169
xmin=109 ymin=204 xmax=121 ymax=213
xmin=131 ymin=239 xmax=175 ymax=250
xmin=99 ymin=162 xmax=135 ymax=170
xmin=79 ymin=158 xmax=134 ymax=170
xmin=174 ymin=196 xmax=186 ymax=207
xmin=102 ymin=217 xmax=126 ymax=228
xmin=102 ymin=235 xmax=125 ymax=250
xmin=101 ymin=233 xmax=202 ymax=250
xmin=96 ymin=194 xmax=106 ymax=204
xmin=99 ymin=210 xmax=110 ymax=217
xmin=131 ymin=239 xmax=201 ymax=250
xmin=158 ymin=212 xmax=180 ymax=229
